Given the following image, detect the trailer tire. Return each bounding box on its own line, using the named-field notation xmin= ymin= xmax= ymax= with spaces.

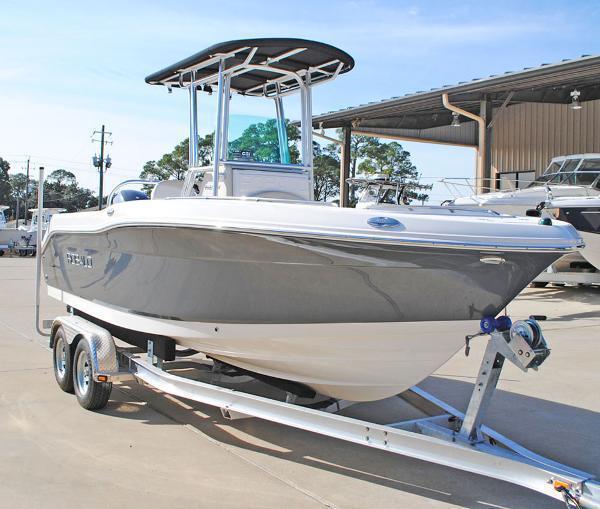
xmin=53 ymin=326 xmax=74 ymax=393
xmin=73 ymin=341 xmax=112 ymax=410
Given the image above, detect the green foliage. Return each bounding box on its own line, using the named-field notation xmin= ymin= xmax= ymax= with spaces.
xmin=6 ymin=173 xmax=36 ymax=220
xmin=334 ymin=132 xmax=429 ymax=203
xmin=313 ymin=143 xmax=340 ymax=201
xmin=138 ymin=122 xmax=427 ymax=203
xmin=9 ymin=173 xmax=29 ymax=199
xmin=358 ymin=141 xmax=418 ymax=179
xmin=0 ymin=157 xmax=11 ymax=207
xmin=140 ymin=135 xmax=214 ymax=181
xmin=0 ymin=158 xmax=97 ymax=218
xmin=43 ymin=169 xmax=97 ymax=211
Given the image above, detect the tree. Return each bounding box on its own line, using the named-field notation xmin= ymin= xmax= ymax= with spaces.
xmin=140 ymin=135 xmax=214 ymax=181
xmin=43 ymin=169 xmax=97 ymax=211
xmin=313 ymin=143 xmax=340 ymax=201
xmin=0 ymin=157 xmax=11 ymax=208
xmin=7 ymin=173 xmax=34 ymax=220
xmin=357 ymin=141 xmax=430 ymax=202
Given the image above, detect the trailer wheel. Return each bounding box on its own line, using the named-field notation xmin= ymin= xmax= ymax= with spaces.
xmin=53 ymin=327 xmax=74 ymax=393
xmin=73 ymin=341 xmax=112 ymax=410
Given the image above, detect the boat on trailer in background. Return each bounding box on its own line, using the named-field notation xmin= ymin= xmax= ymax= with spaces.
xmin=41 ymin=38 xmax=583 ymax=401
xmin=0 ymin=206 xmax=22 ymax=255
xmin=16 ymin=208 xmax=66 ymax=256
xmin=36 ymin=38 xmax=600 ymax=508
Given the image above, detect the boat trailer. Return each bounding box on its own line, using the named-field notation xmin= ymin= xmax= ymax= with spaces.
xmin=44 ymin=311 xmax=600 ymax=509
xmin=29 ymin=163 xmax=599 ymax=508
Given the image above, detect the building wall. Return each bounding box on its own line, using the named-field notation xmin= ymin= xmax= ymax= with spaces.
xmin=491 ymin=99 xmax=600 ymax=174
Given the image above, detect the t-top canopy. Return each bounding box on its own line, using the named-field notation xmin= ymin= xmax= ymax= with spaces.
xmin=145 ymin=38 xmax=354 ymax=97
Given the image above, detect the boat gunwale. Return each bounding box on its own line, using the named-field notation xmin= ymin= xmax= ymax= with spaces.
xmin=42 ymin=221 xmax=584 ymax=253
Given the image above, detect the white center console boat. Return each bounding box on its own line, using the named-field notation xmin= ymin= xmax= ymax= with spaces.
xmin=41 ymin=39 xmax=583 ymax=401
xmin=16 ymin=207 xmax=66 ymax=255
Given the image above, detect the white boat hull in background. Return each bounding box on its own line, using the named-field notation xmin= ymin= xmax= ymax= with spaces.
xmin=581 ymin=231 xmax=600 ymax=269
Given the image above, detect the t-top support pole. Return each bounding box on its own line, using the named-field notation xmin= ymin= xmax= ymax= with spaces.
xmin=220 ymin=74 xmax=231 ymax=161
xmin=212 ymin=59 xmax=225 ymax=196
xmin=188 ymin=72 xmax=198 ymax=167
xmin=300 ymin=75 xmax=314 ymax=199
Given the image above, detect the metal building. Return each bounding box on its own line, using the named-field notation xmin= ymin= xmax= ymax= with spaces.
xmin=312 ymin=55 xmax=600 ymax=205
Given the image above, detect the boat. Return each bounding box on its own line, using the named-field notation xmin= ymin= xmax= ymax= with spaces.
xmin=447 ymin=154 xmax=600 ymax=270
xmin=41 ymin=39 xmax=584 ymax=401
xmin=448 ymin=154 xmax=600 ymax=216
xmin=542 ymin=196 xmax=600 ymax=270
xmin=18 ymin=208 xmax=66 ymax=252
xmin=0 ymin=205 xmax=23 ymax=254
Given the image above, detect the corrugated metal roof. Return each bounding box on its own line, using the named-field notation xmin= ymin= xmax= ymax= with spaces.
xmin=314 ymin=54 xmax=600 ymax=131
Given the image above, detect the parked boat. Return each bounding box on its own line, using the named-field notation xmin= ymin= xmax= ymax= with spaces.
xmin=448 ymin=154 xmax=600 ymax=216
xmin=447 ymin=154 xmax=600 ymax=270
xmin=18 ymin=208 xmax=66 ymax=253
xmin=0 ymin=206 xmax=22 ymax=254
xmin=542 ymin=196 xmax=600 ymax=270
xmin=41 ymin=39 xmax=583 ymax=401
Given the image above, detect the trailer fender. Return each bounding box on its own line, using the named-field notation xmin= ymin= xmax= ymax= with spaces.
xmin=50 ymin=316 xmax=119 ymax=379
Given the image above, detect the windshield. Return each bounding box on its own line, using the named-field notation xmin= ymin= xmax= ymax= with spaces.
xmin=528 ymin=159 xmax=581 ymax=187
xmin=570 ymin=159 xmax=600 ymax=187
xmin=361 ymin=184 xmax=381 ymax=203
xmin=225 ymin=92 xmax=302 ymax=165
xmin=543 ymin=161 xmax=563 ymax=175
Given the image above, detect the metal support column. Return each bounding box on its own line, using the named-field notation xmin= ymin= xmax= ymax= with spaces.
xmin=479 ymin=96 xmax=493 ymax=192
xmin=188 ymin=73 xmax=198 ymax=167
xmin=340 ymin=126 xmax=352 ymax=207
xmin=212 ymin=60 xmax=225 ymax=196
xmin=458 ymin=337 xmax=505 ymax=442
xmin=220 ymin=74 xmax=231 ymax=161
xmin=35 ymin=166 xmax=49 ymax=337
xmin=304 ymin=75 xmax=314 ymax=196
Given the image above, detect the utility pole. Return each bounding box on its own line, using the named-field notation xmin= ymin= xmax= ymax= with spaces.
xmin=24 ymin=156 xmax=30 ymax=225
xmin=92 ymin=125 xmax=112 ymax=210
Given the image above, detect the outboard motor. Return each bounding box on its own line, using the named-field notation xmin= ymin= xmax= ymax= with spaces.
xmin=111 ymin=189 xmax=149 ymax=204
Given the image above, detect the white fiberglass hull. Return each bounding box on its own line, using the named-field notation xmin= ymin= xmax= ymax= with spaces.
xmin=581 ymin=232 xmax=600 ymax=269
xmin=48 ymin=286 xmax=473 ymax=401
xmin=0 ymin=228 xmax=23 ymax=248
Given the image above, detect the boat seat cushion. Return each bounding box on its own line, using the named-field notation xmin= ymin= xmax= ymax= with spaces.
xmin=151 ymin=180 xmax=184 ymax=199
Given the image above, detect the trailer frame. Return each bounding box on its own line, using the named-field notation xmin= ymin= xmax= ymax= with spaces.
xmin=47 ymin=313 xmax=600 ymax=509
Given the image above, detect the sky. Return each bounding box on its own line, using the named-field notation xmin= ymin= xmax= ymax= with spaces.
xmin=2 ymin=0 xmax=600 ymax=203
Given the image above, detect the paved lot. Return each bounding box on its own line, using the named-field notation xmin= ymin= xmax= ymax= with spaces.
xmin=0 ymin=257 xmax=598 ymax=508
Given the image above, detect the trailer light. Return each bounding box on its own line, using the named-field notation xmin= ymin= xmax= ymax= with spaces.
xmin=553 ymin=480 xmax=571 ymax=491
xmin=97 ymin=375 xmax=109 ymax=382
